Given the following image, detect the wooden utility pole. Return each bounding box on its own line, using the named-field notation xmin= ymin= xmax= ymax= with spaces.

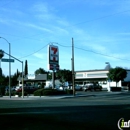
xmin=72 ymin=38 xmax=75 ymax=96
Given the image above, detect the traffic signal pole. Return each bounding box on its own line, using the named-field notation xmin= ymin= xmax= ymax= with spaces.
xmin=3 ymin=51 xmax=24 ymax=98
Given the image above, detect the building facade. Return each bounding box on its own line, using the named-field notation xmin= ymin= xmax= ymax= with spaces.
xmin=17 ymin=74 xmax=47 ymax=87
xmin=75 ymin=69 xmax=130 ymax=90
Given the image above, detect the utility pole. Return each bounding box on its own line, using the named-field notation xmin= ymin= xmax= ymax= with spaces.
xmin=72 ymin=38 xmax=75 ymax=96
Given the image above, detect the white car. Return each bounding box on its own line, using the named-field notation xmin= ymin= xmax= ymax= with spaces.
xmin=15 ymin=86 xmax=21 ymax=91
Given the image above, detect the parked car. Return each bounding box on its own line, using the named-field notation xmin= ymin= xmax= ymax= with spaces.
xmin=67 ymin=84 xmax=82 ymax=91
xmin=16 ymin=86 xmax=22 ymax=92
xmin=75 ymin=85 xmax=82 ymax=91
xmin=11 ymin=86 xmax=16 ymax=91
xmin=15 ymin=86 xmax=39 ymax=94
xmin=15 ymin=86 xmax=21 ymax=91
xmin=83 ymin=82 xmax=102 ymax=91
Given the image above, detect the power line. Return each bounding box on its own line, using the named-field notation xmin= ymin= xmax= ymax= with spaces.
xmin=56 ymin=43 xmax=72 ymax=48
xmin=18 ymin=42 xmax=130 ymax=62
xmin=74 ymin=46 xmax=130 ymax=61
xmin=19 ymin=44 xmax=48 ymax=59
xmin=1 ymin=7 xmax=130 ymax=42
xmin=57 ymin=43 xmax=130 ymax=61
xmin=68 ymin=9 xmax=130 ymax=27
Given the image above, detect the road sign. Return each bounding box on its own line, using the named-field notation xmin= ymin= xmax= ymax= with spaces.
xmin=1 ymin=58 xmax=14 ymax=62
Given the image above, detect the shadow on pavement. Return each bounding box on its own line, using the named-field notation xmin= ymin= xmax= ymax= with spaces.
xmin=0 ymin=105 xmax=130 ymax=130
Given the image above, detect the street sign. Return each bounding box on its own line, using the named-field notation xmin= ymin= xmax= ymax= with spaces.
xmin=1 ymin=58 xmax=14 ymax=62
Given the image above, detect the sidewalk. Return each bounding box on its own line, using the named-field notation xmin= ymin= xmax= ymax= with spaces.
xmin=0 ymin=90 xmax=129 ymax=100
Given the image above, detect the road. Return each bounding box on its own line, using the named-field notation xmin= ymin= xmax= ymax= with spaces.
xmin=0 ymin=91 xmax=130 ymax=130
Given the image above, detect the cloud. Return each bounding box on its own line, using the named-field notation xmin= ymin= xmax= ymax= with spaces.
xmin=116 ymin=32 xmax=130 ymax=36
xmin=32 ymin=2 xmax=50 ymax=13
xmin=32 ymin=2 xmax=57 ymax=21
xmin=88 ymin=44 xmax=107 ymax=53
xmin=0 ymin=18 xmax=10 ymax=25
xmin=33 ymin=53 xmax=46 ymax=59
xmin=25 ymin=23 xmax=53 ymax=33
xmin=57 ymin=20 xmax=70 ymax=27
xmin=115 ymin=0 xmax=130 ymax=13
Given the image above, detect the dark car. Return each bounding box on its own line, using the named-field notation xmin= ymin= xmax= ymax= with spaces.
xmin=83 ymin=82 xmax=102 ymax=91
xmin=16 ymin=86 xmax=38 ymax=94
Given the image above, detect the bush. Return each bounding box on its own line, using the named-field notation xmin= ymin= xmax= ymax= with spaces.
xmin=16 ymin=91 xmax=28 ymax=97
xmin=34 ymin=88 xmax=66 ymax=96
xmin=0 ymin=86 xmax=6 ymax=96
xmin=65 ymin=89 xmax=73 ymax=94
xmin=5 ymin=91 xmax=28 ymax=97
xmin=34 ymin=88 xmax=44 ymax=96
xmin=5 ymin=91 xmax=15 ymax=96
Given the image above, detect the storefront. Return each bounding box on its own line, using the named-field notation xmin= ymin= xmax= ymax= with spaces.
xmin=75 ymin=69 xmax=130 ymax=90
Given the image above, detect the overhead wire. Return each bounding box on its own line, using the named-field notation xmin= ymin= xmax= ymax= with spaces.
xmin=18 ymin=42 xmax=130 ymax=62
xmin=19 ymin=44 xmax=48 ymax=59
xmin=1 ymin=6 xmax=130 ymax=43
xmin=74 ymin=46 xmax=130 ymax=61
xmin=1 ymin=1 xmax=130 ymax=61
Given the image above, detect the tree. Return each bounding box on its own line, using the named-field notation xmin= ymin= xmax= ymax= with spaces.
xmin=24 ymin=60 xmax=28 ymax=76
xmin=56 ymin=69 xmax=72 ymax=83
xmin=35 ymin=68 xmax=46 ymax=75
xmin=47 ymin=71 xmax=52 ymax=80
xmin=107 ymin=67 xmax=127 ymax=87
xmin=0 ymin=68 xmax=2 ymax=77
xmin=16 ymin=69 xmax=20 ymax=77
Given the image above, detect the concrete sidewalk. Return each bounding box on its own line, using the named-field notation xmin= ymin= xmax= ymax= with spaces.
xmin=0 ymin=91 xmax=128 ymax=100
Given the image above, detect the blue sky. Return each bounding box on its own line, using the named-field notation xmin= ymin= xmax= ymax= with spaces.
xmin=0 ymin=0 xmax=130 ymax=76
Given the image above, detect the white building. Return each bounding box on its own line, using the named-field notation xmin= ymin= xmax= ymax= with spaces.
xmin=75 ymin=69 xmax=130 ymax=91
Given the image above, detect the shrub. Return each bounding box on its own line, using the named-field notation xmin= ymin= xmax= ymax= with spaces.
xmin=34 ymin=88 xmax=44 ymax=96
xmin=0 ymin=86 xmax=6 ymax=96
xmin=34 ymin=88 xmax=66 ymax=96
xmin=5 ymin=91 xmax=28 ymax=97
xmin=16 ymin=91 xmax=28 ymax=97
xmin=65 ymin=89 xmax=73 ymax=94
xmin=5 ymin=91 xmax=16 ymax=96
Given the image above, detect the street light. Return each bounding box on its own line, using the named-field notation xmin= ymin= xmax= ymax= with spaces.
xmin=105 ymin=62 xmax=111 ymax=92
xmin=0 ymin=37 xmax=11 ymax=98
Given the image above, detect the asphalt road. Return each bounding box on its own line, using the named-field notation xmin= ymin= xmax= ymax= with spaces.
xmin=0 ymin=91 xmax=130 ymax=130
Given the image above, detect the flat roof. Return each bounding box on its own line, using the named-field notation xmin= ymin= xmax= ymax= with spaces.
xmin=76 ymin=69 xmax=108 ymax=72
xmin=76 ymin=69 xmax=130 ymax=73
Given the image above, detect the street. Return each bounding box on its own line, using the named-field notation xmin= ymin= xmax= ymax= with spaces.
xmin=0 ymin=91 xmax=130 ymax=130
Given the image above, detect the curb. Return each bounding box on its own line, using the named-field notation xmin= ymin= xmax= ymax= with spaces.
xmin=0 ymin=91 xmax=129 ymax=100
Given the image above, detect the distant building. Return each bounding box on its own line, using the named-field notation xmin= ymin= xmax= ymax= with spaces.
xmin=17 ymin=74 xmax=47 ymax=87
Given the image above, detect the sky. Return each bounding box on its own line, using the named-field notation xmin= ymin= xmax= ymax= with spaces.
xmin=0 ymin=0 xmax=130 ymax=76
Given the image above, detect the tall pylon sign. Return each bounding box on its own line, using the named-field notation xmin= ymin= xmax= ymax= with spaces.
xmin=48 ymin=45 xmax=59 ymax=71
